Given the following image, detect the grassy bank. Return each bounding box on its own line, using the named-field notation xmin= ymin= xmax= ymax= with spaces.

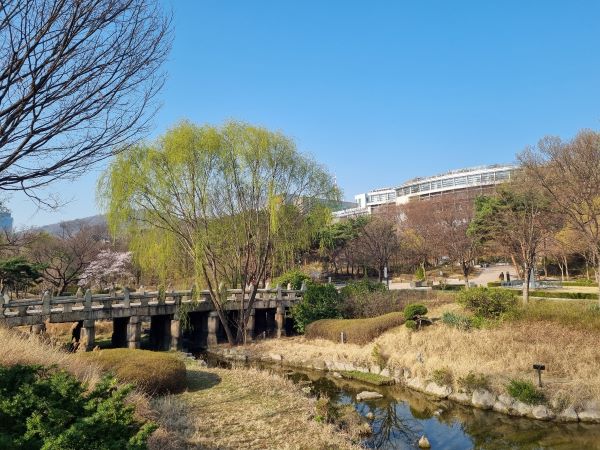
xmin=0 ymin=327 xmax=360 ymax=449
xmin=151 ymin=364 xmax=360 ymax=450
xmin=243 ymin=300 xmax=600 ymax=409
xmin=306 ymin=312 xmax=404 ymax=344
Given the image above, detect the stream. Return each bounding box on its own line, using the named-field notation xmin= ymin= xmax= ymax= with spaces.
xmin=199 ymin=353 xmax=600 ymax=449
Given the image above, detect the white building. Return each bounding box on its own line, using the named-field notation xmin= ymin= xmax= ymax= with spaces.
xmin=333 ymin=164 xmax=517 ymax=219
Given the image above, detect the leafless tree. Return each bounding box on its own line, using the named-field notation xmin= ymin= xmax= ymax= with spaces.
xmin=27 ymin=221 xmax=106 ymax=294
xmin=355 ymin=207 xmax=401 ymax=282
xmin=520 ymin=130 xmax=600 ymax=302
xmin=0 ymin=0 xmax=171 ymax=202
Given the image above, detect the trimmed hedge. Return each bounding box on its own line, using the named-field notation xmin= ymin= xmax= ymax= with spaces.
xmin=305 ymin=312 xmax=404 ymax=345
xmin=562 ymin=279 xmax=598 ymax=287
xmin=506 ymin=289 xmax=599 ymax=300
xmin=432 ymin=284 xmax=465 ymax=291
xmin=82 ymin=349 xmax=187 ymax=395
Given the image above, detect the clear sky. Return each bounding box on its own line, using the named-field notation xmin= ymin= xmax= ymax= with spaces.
xmin=8 ymin=0 xmax=600 ymax=227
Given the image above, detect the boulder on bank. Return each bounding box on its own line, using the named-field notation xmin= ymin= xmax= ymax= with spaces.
xmin=356 ymin=391 xmax=384 ymax=401
xmin=471 ymin=389 xmax=496 ymax=409
xmin=424 ymin=382 xmax=452 ymax=399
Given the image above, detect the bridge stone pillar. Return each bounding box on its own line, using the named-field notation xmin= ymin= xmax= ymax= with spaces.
xmin=207 ymin=311 xmax=219 ymax=346
xmin=80 ymin=319 xmax=95 ymax=351
xmin=170 ymin=319 xmax=182 ymax=351
xmin=275 ymin=306 xmax=286 ymax=338
xmin=245 ymin=309 xmax=255 ymax=342
xmin=127 ymin=316 xmax=141 ymax=349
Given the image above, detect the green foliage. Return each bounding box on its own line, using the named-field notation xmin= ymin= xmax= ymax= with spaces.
xmin=315 ymin=396 xmax=340 ymax=424
xmin=414 ymin=266 xmax=425 ymax=281
xmin=371 ymin=343 xmax=387 ymax=369
xmin=487 ymin=281 xmax=502 ymax=287
xmin=432 ymin=283 xmax=465 ymax=291
xmin=305 ymin=312 xmax=405 ymax=344
xmin=0 ymin=257 xmax=46 ymax=295
xmin=457 ymin=287 xmax=518 ymax=319
xmin=82 ymin=349 xmax=187 ymax=395
xmin=99 ymin=120 xmax=338 ymax=300
xmin=429 ymin=368 xmax=453 ymax=386
xmin=458 ymin=372 xmax=490 ymax=392
xmin=527 ymin=290 xmax=598 ymax=300
xmin=562 ymin=279 xmax=598 ymax=287
xmin=340 ymin=370 xmax=394 ymax=386
xmin=340 ymin=279 xmax=387 ymax=298
xmin=0 ymin=364 xmax=155 ymax=449
xmin=405 ymin=319 xmax=417 ymax=330
xmin=441 ymin=311 xmax=475 ymax=331
xmin=292 ymin=283 xmax=342 ymax=333
xmin=507 ymin=379 xmax=545 ymax=405
xmin=274 ymin=269 xmax=311 ymax=290
xmin=403 ymin=303 xmax=428 ymax=320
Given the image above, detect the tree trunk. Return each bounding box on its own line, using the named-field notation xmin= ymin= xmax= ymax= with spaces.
xmin=597 ymin=259 xmax=600 ymax=307
xmin=510 ymin=254 xmax=522 ymax=279
xmin=563 ymin=256 xmax=570 ymax=280
xmin=523 ymin=264 xmax=531 ymax=304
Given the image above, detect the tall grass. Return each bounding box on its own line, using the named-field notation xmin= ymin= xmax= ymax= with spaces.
xmin=82 ymin=349 xmax=187 ymax=395
xmin=516 ymin=299 xmax=600 ymax=331
xmin=305 ymin=312 xmax=405 ymax=344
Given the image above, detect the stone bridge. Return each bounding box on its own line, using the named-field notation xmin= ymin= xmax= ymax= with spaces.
xmin=0 ymin=285 xmax=305 ymax=351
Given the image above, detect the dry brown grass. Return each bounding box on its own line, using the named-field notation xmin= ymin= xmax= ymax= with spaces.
xmin=245 ymin=301 xmax=600 ymax=408
xmin=45 ymin=320 xmax=114 ymax=342
xmin=0 ymin=325 xmax=102 ymax=386
xmin=306 ymin=312 xmax=405 ymax=344
xmin=81 ymin=349 xmax=187 ymax=395
xmin=150 ymin=364 xmax=360 ymax=450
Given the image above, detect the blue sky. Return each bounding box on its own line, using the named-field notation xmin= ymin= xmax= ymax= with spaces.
xmin=9 ymin=0 xmax=600 ymax=227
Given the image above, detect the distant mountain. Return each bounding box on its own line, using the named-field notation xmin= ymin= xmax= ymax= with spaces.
xmin=35 ymin=214 xmax=107 ymax=235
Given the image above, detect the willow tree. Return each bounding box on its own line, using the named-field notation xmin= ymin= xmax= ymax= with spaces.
xmin=99 ymin=121 xmax=339 ymax=344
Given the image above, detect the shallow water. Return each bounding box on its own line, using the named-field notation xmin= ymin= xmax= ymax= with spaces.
xmin=200 ymin=354 xmax=600 ymax=449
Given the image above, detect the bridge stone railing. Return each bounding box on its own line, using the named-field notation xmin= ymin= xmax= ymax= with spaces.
xmin=0 ymin=283 xmax=306 ymax=327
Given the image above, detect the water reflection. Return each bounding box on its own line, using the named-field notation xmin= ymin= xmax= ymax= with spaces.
xmin=199 ymin=354 xmax=600 ymax=449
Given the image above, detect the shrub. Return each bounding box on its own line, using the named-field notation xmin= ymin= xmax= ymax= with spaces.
xmin=340 ymin=279 xmax=387 ymax=298
xmin=458 ymin=372 xmax=489 ymax=392
xmin=487 ymin=281 xmax=502 ymax=288
xmin=341 ymin=289 xmax=430 ymax=319
xmin=274 ymin=269 xmax=311 ymax=290
xmin=405 ymin=319 xmax=417 ymax=330
xmin=507 ymin=379 xmax=545 ymax=404
xmin=82 ymin=348 xmax=187 ymax=395
xmin=562 ymin=279 xmax=598 ymax=287
xmin=458 ymin=287 xmax=518 ymax=319
xmin=371 ymin=343 xmax=387 ymax=369
xmin=305 ymin=312 xmax=404 ymax=344
xmin=441 ymin=311 xmax=473 ymax=331
xmin=292 ymin=283 xmax=342 ymax=333
xmin=430 ymin=368 xmax=453 ymax=386
xmin=432 ymin=284 xmax=465 ymax=291
xmin=528 ymin=290 xmax=598 ymax=300
xmin=0 ymin=364 xmax=155 ymax=449
xmin=403 ymin=303 xmax=428 ymax=320
xmin=414 ymin=266 xmax=425 ymax=281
